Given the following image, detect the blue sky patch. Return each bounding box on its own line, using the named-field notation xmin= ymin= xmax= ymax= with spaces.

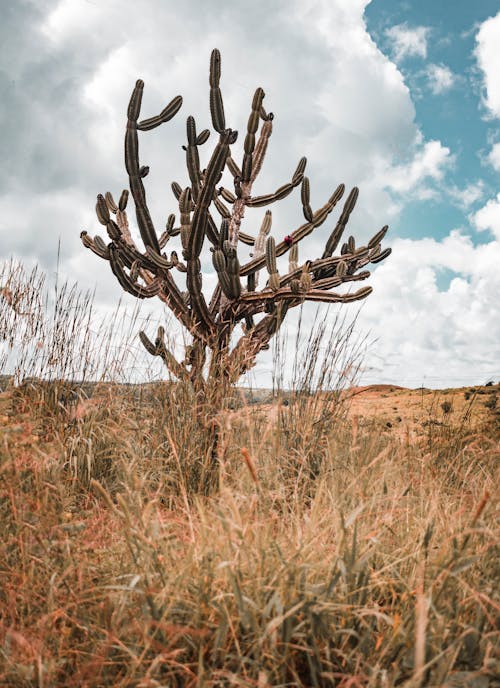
xmin=365 ymin=0 xmax=500 ymax=243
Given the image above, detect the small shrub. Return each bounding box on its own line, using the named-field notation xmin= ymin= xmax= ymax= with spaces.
xmin=441 ymin=400 xmax=453 ymax=414
xmin=484 ymin=393 xmax=497 ymax=410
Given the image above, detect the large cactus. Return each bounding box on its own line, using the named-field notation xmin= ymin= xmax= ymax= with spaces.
xmin=81 ymin=50 xmax=391 ymax=485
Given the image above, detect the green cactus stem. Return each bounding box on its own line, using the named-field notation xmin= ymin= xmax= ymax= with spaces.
xmin=209 ymin=49 xmax=226 ymax=133
xmin=242 ymin=87 xmax=265 ymax=182
xmin=139 ymin=328 xmax=187 ymax=380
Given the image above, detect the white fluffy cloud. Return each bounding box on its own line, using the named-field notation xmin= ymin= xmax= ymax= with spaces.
xmin=360 ymin=227 xmax=500 ymax=386
xmin=358 ymin=183 xmax=499 ymax=387
xmin=475 ymin=11 xmax=500 ymax=118
xmin=380 ymin=140 xmax=453 ymax=197
xmin=487 ymin=142 xmax=500 ymax=170
xmin=447 ymin=181 xmax=484 ymax=210
xmin=426 ymin=63 xmax=456 ymax=94
xmin=385 ymin=23 xmax=429 ymax=62
xmin=472 ymin=192 xmax=500 ymax=241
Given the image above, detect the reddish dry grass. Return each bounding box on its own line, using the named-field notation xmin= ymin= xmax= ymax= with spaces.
xmin=0 ymin=381 xmax=498 ymax=686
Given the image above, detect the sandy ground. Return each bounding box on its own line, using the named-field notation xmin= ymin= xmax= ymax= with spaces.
xmin=346 ymin=384 xmax=498 ymax=436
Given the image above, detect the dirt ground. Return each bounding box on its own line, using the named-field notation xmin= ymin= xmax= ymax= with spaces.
xmin=346 ymin=383 xmax=499 ymax=438
xmin=233 ymin=382 xmax=500 ymax=442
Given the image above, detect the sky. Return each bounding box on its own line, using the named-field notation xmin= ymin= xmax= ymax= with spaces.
xmin=1 ymin=0 xmax=499 ymax=388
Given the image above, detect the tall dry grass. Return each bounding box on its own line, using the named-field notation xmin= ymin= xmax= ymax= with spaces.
xmin=0 ymin=259 xmax=498 ymax=687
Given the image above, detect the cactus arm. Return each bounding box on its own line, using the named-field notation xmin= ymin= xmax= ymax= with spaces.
xmin=239 ymin=183 xmax=345 ymax=277
xmin=158 ymin=272 xmax=189 ymax=319
xmin=139 ymin=327 xmax=187 ymax=380
xmin=237 ymin=231 xmax=255 ymax=246
xmin=227 ymin=194 xmax=246 ymax=246
xmin=185 ymin=116 xmax=202 ymax=201
xmin=136 ymin=95 xmax=182 ymax=131
xmin=226 ymin=155 xmax=241 ymax=179
xmin=144 ymin=247 xmax=174 ymax=270
xmin=187 ymin=130 xmax=232 ymax=259
xmin=227 ymin=115 xmax=273 ymax=247
xmin=250 ymin=119 xmax=273 ymax=182
xmin=321 ymin=187 xmax=359 ymax=261
xmin=368 ymin=225 xmax=388 ymax=249
xmin=212 ymin=249 xmax=233 ymax=300
xmin=109 ymin=245 xmax=162 ymax=299
xmin=205 ymin=212 xmax=221 ymax=246
xmin=226 ymin=305 xmax=291 ymax=383
xmin=197 ymin=129 xmax=210 ymax=145
xmin=250 ymin=210 xmax=272 ymax=289
xmin=238 ymin=284 xmax=372 ymax=306
xmin=219 ymin=187 xmax=236 ymax=204
xmin=209 ymin=49 xmax=226 ymax=133
xmin=187 ymin=258 xmax=213 ymax=332
xmin=209 ymin=283 xmax=222 ymax=316
xmin=241 ymin=88 xmax=265 ymax=182
xmin=104 ymin=191 xmax=118 ymax=212
xmin=158 ymin=214 xmax=176 ymax=249
xmin=179 ymin=187 xmax=192 ymax=253
xmin=212 ymin=194 xmax=232 ymax=222
xmin=185 ymin=130 xmax=234 ymax=333
xmin=116 ymin=209 xmax=133 ymax=245
xmin=246 ymin=175 xmax=304 ymax=208
xmin=301 ymin=176 xmax=313 ymax=222
xmin=125 ymin=80 xmax=182 ymax=254
xmin=80 ymin=232 xmax=110 ymax=260
xmin=124 ymin=81 xmax=160 ymax=253
xmin=288 ymin=242 xmax=298 ymax=273
xmin=312 ymin=270 xmax=371 ymax=291
xmin=370 ymin=247 xmax=392 ymax=264
xmin=223 ymin=242 xmax=242 ymax=299
xmin=265 ymin=236 xmax=280 ymax=292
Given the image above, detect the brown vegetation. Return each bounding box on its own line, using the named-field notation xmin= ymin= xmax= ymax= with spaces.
xmin=0 ymin=260 xmax=498 ymax=686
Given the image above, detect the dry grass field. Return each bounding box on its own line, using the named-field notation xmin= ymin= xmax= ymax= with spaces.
xmin=0 ymin=379 xmax=498 ymax=687
xmin=0 ymin=260 xmax=499 ymax=686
